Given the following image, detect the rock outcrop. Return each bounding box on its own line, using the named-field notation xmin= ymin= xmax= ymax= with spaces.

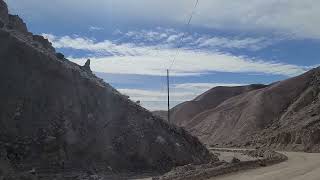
xmin=82 ymin=59 xmax=92 ymax=72
xmin=0 ymin=0 xmax=8 ymax=24
xmin=0 ymin=1 xmax=55 ymax=53
xmin=32 ymin=35 xmax=56 ymax=53
xmin=0 ymin=0 xmax=212 ymax=177
xmin=7 ymin=15 xmax=28 ymax=33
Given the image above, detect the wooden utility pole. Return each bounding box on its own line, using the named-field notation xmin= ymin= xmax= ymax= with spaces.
xmin=167 ymin=69 xmax=170 ymax=123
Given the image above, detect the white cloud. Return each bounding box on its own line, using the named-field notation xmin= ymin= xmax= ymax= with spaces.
xmin=43 ymin=33 xmax=309 ymax=77
xmin=118 ymin=88 xmax=193 ymax=110
xmin=193 ymin=0 xmax=320 ymax=39
xmin=7 ymin=0 xmax=320 ymax=39
xmin=119 ymin=83 xmax=245 ymax=110
xmin=69 ymin=51 xmax=308 ymax=77
xmin=174 ymin=83 xmax=244 ymax=91
xmin=123 ymin=30 xmax=174 ymax=42
xmin=42 ymin=33 xmax=146 ymax=56
xmin=166 ymin=34 xmax=184 ymax=43
xmin=195 ymin=37 xmax=273 ymax=50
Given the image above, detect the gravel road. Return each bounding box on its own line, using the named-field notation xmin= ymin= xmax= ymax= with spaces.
xmin=211 ymin=151 xmax=320 ymax=180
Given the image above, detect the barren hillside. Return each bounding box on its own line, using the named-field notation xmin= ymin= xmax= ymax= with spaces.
xmin=170 ymin=84 xmax=267 ymax=126
xmin=170 ymin=68 xmax=320 ymax=152
xmin=0 ymin=0 xmax=212 ymax=177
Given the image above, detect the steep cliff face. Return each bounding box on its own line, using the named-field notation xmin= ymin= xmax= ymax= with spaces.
xmin=0 ymin=0 xmax=211 ymax=176
xmin=0 ymin=3 xmax=27 ymax=33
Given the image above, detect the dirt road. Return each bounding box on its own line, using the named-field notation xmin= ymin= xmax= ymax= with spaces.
xmin=211 ymin=151 xmax=320 ymax=180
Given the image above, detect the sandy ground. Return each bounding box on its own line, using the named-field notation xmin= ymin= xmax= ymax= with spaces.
xmin=211 ymin=151 xmax=320 ymax=180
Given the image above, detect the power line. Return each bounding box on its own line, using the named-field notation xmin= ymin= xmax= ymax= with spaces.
xmin=168 ymin=0 xmax=199 ymax=70
xmin=166 ymin=0 xmax=199 ymax=123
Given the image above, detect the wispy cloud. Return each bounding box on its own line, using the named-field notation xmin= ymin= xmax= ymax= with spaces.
xmin=8 ymin=0 xmax=320 ymax=39
xmin=89 ymin=26 xmax=104 ymax=31
xmin=42 ymin=33 xmax=146 ymax=56
xmin=174 ymin=83 xmax=244 ymax=91
xmin=195 ymin=37 xmax=273 ymax=50
xmin=43 ymin=32 xmax=309 ymax=77
xmin=118 ymin=29 xmax=274 ymax=50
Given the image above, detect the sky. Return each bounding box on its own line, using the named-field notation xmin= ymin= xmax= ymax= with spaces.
xmin=5 ymin=0 xmax=320 ymax=110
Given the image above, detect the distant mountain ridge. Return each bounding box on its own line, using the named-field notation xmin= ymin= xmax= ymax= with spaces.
xmin=170 ymin=84 xmax=267 ymax=127
xmin=168 ymin=69 xmax=320 ymax=152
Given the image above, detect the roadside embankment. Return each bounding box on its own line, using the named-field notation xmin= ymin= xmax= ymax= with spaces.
xmin=153 ymin=148 xmax=287 ymax=180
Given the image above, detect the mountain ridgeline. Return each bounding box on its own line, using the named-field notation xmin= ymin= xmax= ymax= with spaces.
xmin=167 ymin=70 xmax=320 ymax=152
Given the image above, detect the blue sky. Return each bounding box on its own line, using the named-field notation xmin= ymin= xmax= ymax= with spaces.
xmin=6 ymin=0 xmax=320 ymax=110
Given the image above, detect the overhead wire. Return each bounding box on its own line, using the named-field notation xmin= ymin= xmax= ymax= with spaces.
xmin=143 ymin=0 xmax=199 ymax=112
xmin=168 ymin=0 xmax=199 ymax=71
xmin=167 ymin=0 xmax=200 ymax=114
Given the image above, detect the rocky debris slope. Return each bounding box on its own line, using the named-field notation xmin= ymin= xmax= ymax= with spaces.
xmin=170 ymin=67 xmax=320 ymax=152
xmin=0 ymin=0 xmax=213 ymax=178
xmin=245 ymin=69 xmax=320 ymax=152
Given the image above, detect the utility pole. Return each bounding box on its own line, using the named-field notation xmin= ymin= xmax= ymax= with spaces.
xmin=167 ymin=69 xmax=170 ymax=123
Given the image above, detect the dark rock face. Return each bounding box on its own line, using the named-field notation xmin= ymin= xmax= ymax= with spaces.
xmin=0 ymin=0 xmax=212 ymax=176
xmin=33 ymin=35 xmax=56 ymax=53
xmin=0 ymin=0 xmax=8 ymax=24
xmin=7 ymin=15 xmax=28 ymax=33
xmin=0 ymin=20 xmax=4 ymax=28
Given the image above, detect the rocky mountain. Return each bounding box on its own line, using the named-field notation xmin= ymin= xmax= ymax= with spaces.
xmin=0 ymin=0 xmax=212 ymax=178
xmin=170 ymin=69 xmax=320 ymax=152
